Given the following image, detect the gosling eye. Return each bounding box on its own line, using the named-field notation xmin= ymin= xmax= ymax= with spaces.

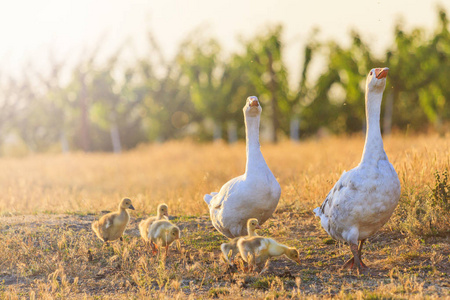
xmin=370 ymin=71 xmax=373 ymax=76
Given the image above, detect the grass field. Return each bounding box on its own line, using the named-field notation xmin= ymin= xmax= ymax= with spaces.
xmin=0 ymin=134 xmax=449 ymax=299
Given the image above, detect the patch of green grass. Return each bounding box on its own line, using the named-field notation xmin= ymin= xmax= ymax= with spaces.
xmin=265 ymin=290 xmax=292 ymax=299
xmin=401 ymin=251 xmax=421 ymax=260
xmin=407 ymin=265 xmax=434 ymax=272
xmin=323 ymin=237 xmax=336 ymax=245
xmin=64 ymin=211 xmax=91 ymax=216
xmin=208 ymin=287 xmax=230 ymax=297
xmin=299 ymin=269 xmax=318 ymax=283
xmin=40 ymin=210 xmax=58 ymax=215
xmin=361 ymin=291 xmax=394 ymax=300
xmin=172 ymin=215 xmax=198 ymax=222
xmin=250 ymin=275 xmax=279 ymax=290
xmin=181 ymin=229 xmax=226 ymax=251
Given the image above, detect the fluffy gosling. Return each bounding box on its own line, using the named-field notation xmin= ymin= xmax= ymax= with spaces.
xmin=237 ymin=236 xmax=300 ymax=272
xmin=139 ymin=203 xmax=169 ymax=242
xmin=221 ymin=218 xmax=261 ymax=266
xmin=148 ymin=220 xmax=180 ymax=256
xmin=92 ymin=198 xmax=135 ymax=243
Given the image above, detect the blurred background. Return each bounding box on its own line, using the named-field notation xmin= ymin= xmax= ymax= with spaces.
xmin=1 ymin=0 xmax=450 ymax=155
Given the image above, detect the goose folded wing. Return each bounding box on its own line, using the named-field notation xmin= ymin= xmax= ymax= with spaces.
xmin=210 ymin=177 xmax=243 ymax=209
xmin=319 ymin=170 xmax=362 ymax=214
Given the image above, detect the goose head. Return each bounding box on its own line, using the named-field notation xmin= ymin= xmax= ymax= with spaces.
xmin=243 ymin=96 xmax=262 ymax=117
xmin=158 ymin=203 xmax=169 ymax=218
xmin=120 ymin=198 xmax=135 ymax=210
xmin=366 ymin=67 xmax=388 ymax=94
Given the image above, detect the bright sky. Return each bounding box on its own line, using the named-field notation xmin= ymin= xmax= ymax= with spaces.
xmin=1 ymin=0 xmax=448 ymax=81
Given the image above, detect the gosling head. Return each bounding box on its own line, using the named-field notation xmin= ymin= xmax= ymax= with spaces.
xmin=120 ymin=198 xmax=135 ymax=210
xmin=170 ymin=226 xmax=180 ymax=240
xmin=158 ymin=203 xmax=169 ymax=218
xmin=247 ymin=218 xmax=261 ymax=231
xmin=286 ymin=248 xmax=301 ymax=264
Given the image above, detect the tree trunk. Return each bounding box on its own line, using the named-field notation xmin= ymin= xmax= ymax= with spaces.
xmin=266 ymin=49 xmax=279 ymax=143
xmin=110 ymin=123 xmax=122 ymax=153
xmin=60 ymin=131 xmax=69 ymax=153
xmin=290 ymin=116 xmax=300 ymax=142
xmin=227 ymin=121 xmax=237 ymax=144
xmin=383 ymin=92 xmax=394 ymax=135
xmin=213 ymin=121 xmax=222 ymax=141
xmin=79 ymin=73 xmax=91 ymax=152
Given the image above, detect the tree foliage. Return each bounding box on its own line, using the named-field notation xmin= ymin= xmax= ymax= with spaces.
xmin=1 ymin=8 xmax=449 ymax=153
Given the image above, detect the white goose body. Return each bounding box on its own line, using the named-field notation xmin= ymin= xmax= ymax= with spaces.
xmin=316 ymin=156 xmax=400 ymax=244
xmin=314 ymin=68 xmax=400 ymax=270
xmin=204 ymin=96 xmax=281 ymax=238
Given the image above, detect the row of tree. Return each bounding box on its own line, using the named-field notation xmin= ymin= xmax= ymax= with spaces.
xmin=1 ymin=8 xmax=449 ymax=153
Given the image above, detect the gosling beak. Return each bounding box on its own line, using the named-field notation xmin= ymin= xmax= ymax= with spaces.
xmin=129 ymin=205 xmax=135 ymax=210
xmin=164 ymin=212 xmax=169 ymax=217
xmin=247 ymin=96 xmax=259 ymax=107
xmin=375 ymin=67 xmax=389 ymax=79
xmin=255 ymin=224 xmax=262 ymax=229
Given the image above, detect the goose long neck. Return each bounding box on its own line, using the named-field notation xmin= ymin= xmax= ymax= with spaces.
xmin=245 ymin=114 xmax=264 ymax=174
xmin=361 ymin=90 xmax=385 ymax=163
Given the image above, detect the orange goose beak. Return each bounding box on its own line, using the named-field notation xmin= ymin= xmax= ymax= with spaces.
xmin=248 ymin=96 xmax=259 ymax=107
xmin=375 ymin=67 xmax=389 ymax=79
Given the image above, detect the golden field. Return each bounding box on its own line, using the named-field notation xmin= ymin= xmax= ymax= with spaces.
xmin=2 ymin=133 xmax=449 ymax=216
xmin=0 ymin=134 xmax=449 ymax=299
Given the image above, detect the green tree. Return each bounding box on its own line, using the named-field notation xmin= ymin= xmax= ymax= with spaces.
xmin=242 ymin=25 xmax=292 ymax=142
xmin=178 ymin=34 xmax=252 ymax=142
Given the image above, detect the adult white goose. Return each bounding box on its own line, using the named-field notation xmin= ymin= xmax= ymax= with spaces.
xmin=204 ymin=96 xmax=281 ymax=238
xmin=313 ymin=68 xmax=401 ymax=272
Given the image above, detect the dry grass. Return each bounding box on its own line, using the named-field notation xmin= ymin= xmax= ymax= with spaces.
xmin=0 ymin=134 xmax=449 ymax=299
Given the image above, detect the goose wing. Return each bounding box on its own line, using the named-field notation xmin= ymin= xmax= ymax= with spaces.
xmin=208 ymin=176 xmax=244 ymax=209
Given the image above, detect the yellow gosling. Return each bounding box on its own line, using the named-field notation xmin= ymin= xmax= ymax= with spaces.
xmin=237 ymin=236 xmax=300 ymax=272
xmin=139 ymin=203 xmax=169 ymax=242
xmin=221 ymin=218 xmax=261 ymax=266
xmin=91 ymin=198 xmax=135 ymax=243
xmin=148 ymin=220 xmax=180 ymax=256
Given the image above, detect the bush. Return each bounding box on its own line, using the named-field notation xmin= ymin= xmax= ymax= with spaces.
xmin=395 ymin=169 xmax=450 ymax=236
xmin=430 ymin=169 xmax=449 ymax=211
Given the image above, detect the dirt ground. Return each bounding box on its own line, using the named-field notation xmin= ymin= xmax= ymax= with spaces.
xmin=1 ymin=208 xmax=449 ymax=299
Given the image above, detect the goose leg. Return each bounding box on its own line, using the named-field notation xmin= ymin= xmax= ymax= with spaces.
xmin=150 ymin=241 xmax=158 ymax=255
xmin=350 ymin=244 xmax=363 ymax=273
xmin=228 ymin=250 xmax=237 ymax=266
xmin=358 ymin=239 xmax=368 ymax=269
xmin=342 ymin=256 xmax=354 ymax=269
xmin=245 ymin=252 xmax=257 ymax=273
xmin=259 ymin=260 xmax=270 ymax=274
xmin=342 ymin=240 xmax=368 ymax=270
